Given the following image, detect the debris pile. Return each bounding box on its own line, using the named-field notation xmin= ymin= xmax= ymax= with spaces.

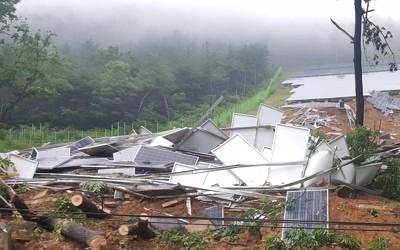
xmin=0 ymin=101 xmax=394 ymax=249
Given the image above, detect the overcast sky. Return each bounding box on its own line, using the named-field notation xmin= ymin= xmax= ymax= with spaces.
xmin=14 ymin=0 xmax=400 ymax=67
xmin=17 ymin=0 xmax=400 ymax=19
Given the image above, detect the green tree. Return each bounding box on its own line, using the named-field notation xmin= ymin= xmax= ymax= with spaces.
xmin=90 ymin=60 xmax=137 ymax=125
xmin=0 ymin=0 xmax=71 ymax=123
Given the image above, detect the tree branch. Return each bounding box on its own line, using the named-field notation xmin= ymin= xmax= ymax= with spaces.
xmin=330 ymin=18 xmax=354 ymax=42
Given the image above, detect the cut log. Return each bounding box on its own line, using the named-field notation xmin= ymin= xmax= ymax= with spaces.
xmin=162 ymin=198 xmax=185 ymax=208
xmin=70 ymin=194 xmax=108 ymax=219
xmin=0 ymin=181 xmax=106 ymax=249
xmin=37 ymin=218 xmax=106 ymax=250
xmin=118 ymin=214 xmax=155 ymax=239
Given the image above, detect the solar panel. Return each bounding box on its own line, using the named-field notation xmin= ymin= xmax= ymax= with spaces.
xmin=149 ymin=217 xmax=184 ymax=231
xmin=202 ymin=206 xmax=224 ymax=227
xmin=282 ymin=189 xmax=329 ymax=241
xmin=67 ymin=136 xmax=95 ymax=152
xmin=135 ymin=146 xmax=199 ymax=165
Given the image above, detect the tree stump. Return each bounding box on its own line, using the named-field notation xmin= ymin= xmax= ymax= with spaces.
xmin=118 ymin=214 xmax=155 ymax=239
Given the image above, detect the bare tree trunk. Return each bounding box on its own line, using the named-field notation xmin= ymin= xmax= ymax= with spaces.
xmin=354 ymin=0 xmax=364 ymax=126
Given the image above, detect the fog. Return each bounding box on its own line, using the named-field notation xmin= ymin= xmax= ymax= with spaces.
xmin=14 ymin=0 xmax=400 ymax=68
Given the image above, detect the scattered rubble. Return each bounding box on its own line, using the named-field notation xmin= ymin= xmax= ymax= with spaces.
xmin=0 ymin=100 xmax=399 ymax=249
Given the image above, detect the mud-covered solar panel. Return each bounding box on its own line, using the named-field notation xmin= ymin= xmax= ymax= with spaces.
xmin=282 ymin=189 xmax=329 ymax=241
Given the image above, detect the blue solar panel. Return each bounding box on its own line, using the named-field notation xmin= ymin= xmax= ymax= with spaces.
xmin=282 ymin=189 xmax=329 ymax=241
xmin=202 ymin=206 xmax=224 ymax=227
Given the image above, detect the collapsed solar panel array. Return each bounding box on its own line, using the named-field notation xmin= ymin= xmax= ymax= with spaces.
xmin=367 ymin=91 xmax=400 ymax=115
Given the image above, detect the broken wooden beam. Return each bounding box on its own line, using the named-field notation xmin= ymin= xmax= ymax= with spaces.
xmin=70 ymin=194 xmax=109 ymax=219
xmin=162 ymin=198 xmax=185 ymax=208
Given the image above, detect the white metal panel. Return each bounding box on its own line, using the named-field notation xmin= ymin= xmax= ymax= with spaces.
xmin=266 ymin=164 xmax=303 ymax=188
xmin=8 ymin=154 xmax=38 ymax=179
xmin=179 ymin=130 xmax=225 ymax=154
xmin=329 ymin=135 xmax=350 ymax=158
xmin=257 ymin=104 xmax=283 ymax=126
xmin=36 ymin=147 xmax=71 ymax=159
xmin=211 ymin=134 xmax=269 ymax=186
xmin=37 ymin=156 xmax=72 ymax=170
xmin=331 ymin=160 xmax=355 ymax=184
xmin=169 ymin=163 xmax=207 ymax=186
xmin=79 ymin=143 xmax=118 ymax=156
xmin=303 ymin=150 xmax=334 ymax=187
xmin=315 ymin=140 xmax=333 ymax=153
xmin=355 ymin=162 xmax=381 ymax=186
xmin=203 ymin=164 xmax=242 ymax=187
xmin=271 ymin=124 xmax=310 ymax=163
xmin=149 ymin=136 xmax=173 ymax=147
xmin=261 ymin=147 xmax=272 ymax=162
xmin=231 ymin=113 xmax=257 ymax=145
xmin=113 ymin=145 xmax=140 ymax=162
xmin=212 ymin=134 xmax=268 ymax=166
xmin=255 ymin=104 xmax=283 ymax=150
xmin=98 ymin=167 xmax=135 ymax=175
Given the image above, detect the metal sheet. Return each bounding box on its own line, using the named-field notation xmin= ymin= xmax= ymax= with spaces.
xmin=178 ymin=130 xmax=226 ymax=154
xmin=329 ymin=135 xmax=350 ymax=158
xmin=113 ymin=146 xmax=140 ymax=162
xmin=255 ymin=104 xmax=283 ymax=150
xmin=331 ymin=160 xmax=355 ymax=184
xmin=212 ymin=134 xmax=269 ymax=186
xmin=34 ymin=147 xmax=71 ymax=159
xmin=202 ymin=164 xmax=243 ymax=187
xmin=162 ymin=128 xmax=191 ymax=144
xmin=98 ymin=167 xmax=135 ymax=175
xmin=37 ymin=156 xmax=73 ymax=170
xmin=79 ymin=143 xmax=118 ymax=156
xmin=261 ymin=147 xmax=272 ymax=162
xmin=149 ymin=136 xmax=173 ymax=147
xmin=201 ymin=119 xmax=228 ymax=139
xmin=266 ymin=164 xmax=303 ymax=188
xmin=169 ymin=163 xmax=207 ymax=186
xmin=303 ymin=150 xmax=334 ymax=187
xmin=231 ymin=113 xmax=257 ymax=145
xmin=8 ymin=154 xmax=38 ymax=179
xmin=271 ymin=124 xmax=310 ymax=163
xmin=355 ymin=162 xmax=381 ymax=186
xmin=58 ymin=157 xmax=111 ymax=168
